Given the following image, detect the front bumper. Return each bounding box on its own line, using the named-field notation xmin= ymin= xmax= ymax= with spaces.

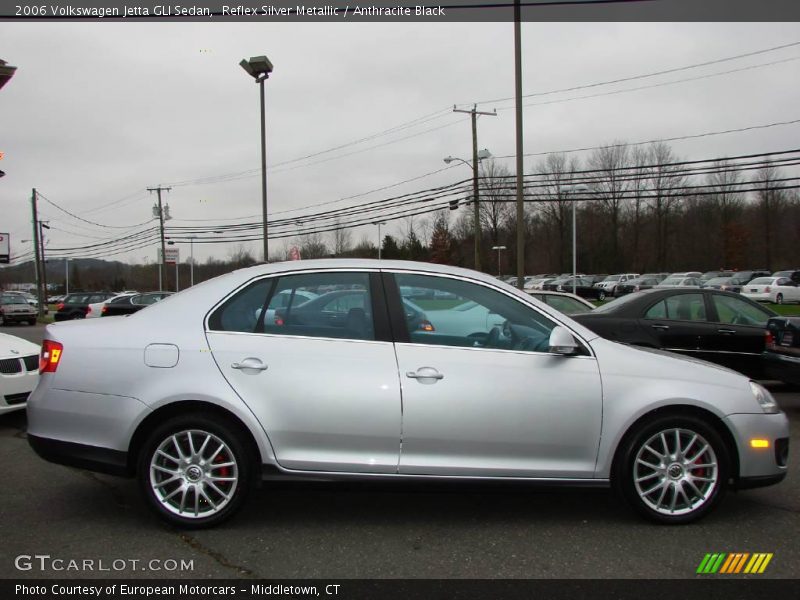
xmin=723 ymin=412 xmax=789 ymax=485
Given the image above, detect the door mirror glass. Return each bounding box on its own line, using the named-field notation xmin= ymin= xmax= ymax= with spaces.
xmin=549 ymin=326 xmax=579 ymax=355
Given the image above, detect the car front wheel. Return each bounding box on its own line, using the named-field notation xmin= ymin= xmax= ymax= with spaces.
xmin=597 ymin=290 xmax=607 ymax=301
xmin=137 ymin=414 xmax=252 ymax=528
xmin=615 ymin=415 xmax=729 ymax=524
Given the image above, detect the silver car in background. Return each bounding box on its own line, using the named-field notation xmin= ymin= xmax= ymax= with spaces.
xmin=27 ymin=260 xmax=788 ymax=528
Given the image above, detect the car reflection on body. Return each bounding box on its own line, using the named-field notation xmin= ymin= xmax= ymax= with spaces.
xmin=27 ymin=260 xmax=788 ymax=528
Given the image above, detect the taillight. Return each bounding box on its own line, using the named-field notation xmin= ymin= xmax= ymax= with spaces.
xmin=765 ymin=286 xmax=771 ymax=293
xmin=86 ymin=306 xmax=92 ymax=315
xmin=274 ymin=316 xmax=284 ymax=326
xmin=419 ymin=320 xmax=435 ymax=332
xmin=40 ymin=340 xmax=64 ymax=373
xmin=57 ymin=303 xmax=64 ymax=311
xmin=101 ymin=306 xmax=107 ymax=314
xmin=765 ymin=330 xmax=776 ymax=349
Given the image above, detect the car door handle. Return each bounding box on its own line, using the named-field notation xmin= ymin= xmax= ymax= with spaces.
xmin=651 ymin=324 xmax=670 ymax=331
xmin=718 ymin=329 xmax=736 ymax=334
xmin=406 ymin=367 xmax=444 ymax=383
xmin=231 ymin=358 xmax=268 ymax=371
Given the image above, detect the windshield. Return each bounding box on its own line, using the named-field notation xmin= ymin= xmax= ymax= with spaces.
xmin=603 ymin=275 xmax=621 ymax=282
xmin=659 ymin=278 xmax=682 ymax=285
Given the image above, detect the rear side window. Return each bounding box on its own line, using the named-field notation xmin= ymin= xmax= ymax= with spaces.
xmin=646 ymin=294 xmax=707 ymax=321
xmin=208 ymin=272 xmax=375 ymax=341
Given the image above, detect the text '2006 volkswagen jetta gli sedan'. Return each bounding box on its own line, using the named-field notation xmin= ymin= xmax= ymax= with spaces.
xmin=27 ymin=260 xmax=788 ymax=527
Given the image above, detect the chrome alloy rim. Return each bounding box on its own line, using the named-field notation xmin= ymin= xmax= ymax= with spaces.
xmin=149 ymin=430 xmax=238 ymax=519
xmin=633 ymin=428 xmax=719 ymax=516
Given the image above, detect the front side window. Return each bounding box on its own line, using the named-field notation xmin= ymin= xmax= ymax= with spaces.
xmin=394 ymin=273 xmax=559 ymax=353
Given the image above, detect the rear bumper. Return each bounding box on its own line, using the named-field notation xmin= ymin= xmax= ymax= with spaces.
xmin=763 ymin=351 xmax=800 ymax=386
xmin=28 ymin=434 xmax=131 ymax=476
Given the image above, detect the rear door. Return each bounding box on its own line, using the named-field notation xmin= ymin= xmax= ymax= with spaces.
xmin=639 ymin=292 xmax=719 ymax=360
xmin=205 ymin=270 xmax=402 ymax=473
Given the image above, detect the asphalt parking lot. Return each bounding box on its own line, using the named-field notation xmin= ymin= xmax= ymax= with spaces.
xmin=1 ymin=323 xmax=798 ymax=579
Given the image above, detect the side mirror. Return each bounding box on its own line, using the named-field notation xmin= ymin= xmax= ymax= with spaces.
xmin=549 ymin=326 xmax=580 ymax=355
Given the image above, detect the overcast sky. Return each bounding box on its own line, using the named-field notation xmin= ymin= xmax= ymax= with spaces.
xmin=1 ymin=21 xmax=799 ymax=266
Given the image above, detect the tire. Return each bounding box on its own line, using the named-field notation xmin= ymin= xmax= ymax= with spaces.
xmin=775 ymin=294 xmax=783 ymax=305
xmin=70 ymin=312 xmax=83 ymax=320
xmin=613 ymin=414 xmax=729 ymax=524
xmin=28 ymin=319 xmax=36 ymax=326
xmin=137 ymin=413 xmax=252 ymax=528
xmin=598 ymin=290 xmax=607 ymax=301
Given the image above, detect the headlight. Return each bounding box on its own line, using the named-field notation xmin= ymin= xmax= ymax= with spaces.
xmin=750 ymin=381 xmax=779 ymax=414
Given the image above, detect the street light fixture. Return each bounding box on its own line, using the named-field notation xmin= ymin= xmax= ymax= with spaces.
xmin=240 ymin=55 xmax=274 ymax=264
xmin=373 ymin=221 xmax=387 ymax=259
xmin=562 ymin=184 xmax=590 ymax=294
xmin=442 ymin=149 xmax=491 ymax=271
xmin=491 ymin=245 xmax=506 ymax=278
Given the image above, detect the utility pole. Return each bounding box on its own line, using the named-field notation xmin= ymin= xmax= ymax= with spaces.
xmin=39 ymin=221 xmax=50 ymax=306
xmin=514 ymin=0 xmax=526 ymax=290
xmin=148 ymin=186 xmax=171 ymax=292
xmin=30 ymin=188 xmax=45 ymax=316
xmin=453 ymin=104 xmax=496 ymax=271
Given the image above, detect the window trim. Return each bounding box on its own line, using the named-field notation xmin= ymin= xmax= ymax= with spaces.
xmin=204 ymin=268 xmax=391 ymax=344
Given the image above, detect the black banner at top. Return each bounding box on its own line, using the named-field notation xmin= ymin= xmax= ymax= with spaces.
xmin=2 ymin=0 xmax=800 ymax=22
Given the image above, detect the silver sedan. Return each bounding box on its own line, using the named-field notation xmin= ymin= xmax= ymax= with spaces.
xmin=27 ymin=260 xmax=789 ymax=527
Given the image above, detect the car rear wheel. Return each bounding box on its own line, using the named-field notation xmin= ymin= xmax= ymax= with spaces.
xmin=614 ymin=415 xmax=729 ymax=524
xmin=775 ymin=294 xmax=784 ymax=305
xmin=137 ymin=414 xmax=252 ymax=528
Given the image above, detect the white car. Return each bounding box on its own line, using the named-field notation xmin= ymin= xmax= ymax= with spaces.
xmin=85 ymin=292 xmax=137 ymax=319
xmin=595 ymin=273 xmax=639 ymax=296
xmin=0 ymin=332 xmax=40 ymax=414
xmin=741 ymin=277 xmax=800 ymax=304
xmin=655 ymin=276 xmax=701 ymax=289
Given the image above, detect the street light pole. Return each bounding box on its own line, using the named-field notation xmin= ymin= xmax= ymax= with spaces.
xmin=65 ymin=257 xmax=71 ymax=295
xmin=188 ymin=235 xmax=196 ymax=286
xmin=492 ymin=245 xmax=506 ymax=277
xmin=240 ymin=56 xmax=274 ymax=264
xmin=374 ymin=221 xmax=386 ymax=259
xmin=563 ymin=184 xmax=590 ymax=295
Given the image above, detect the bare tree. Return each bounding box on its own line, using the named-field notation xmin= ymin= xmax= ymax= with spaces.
xmin=587 ymin=142 xmax=631 ymax=271
xmin=331 ymin=220 xmax=352 ymax=256
xmin=478 ymin=160 xmax=514 ymax=246
xmin=646 ymin=142 xmax=686 ymax=270
xmin=753 ymin=164 xmax=787 ymax=271
xmin=533 ymin=153 xmax=582 ymax=272
xmin=707 ymin=159 xmax=745 ymax=268
xmin=296 ymin=233 xmax=329 ymax=259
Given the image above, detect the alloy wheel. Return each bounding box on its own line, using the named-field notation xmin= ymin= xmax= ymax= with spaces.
xmin=633 ymin=427 xmax=719 ymax=516
xmin=149 ymin=429 xmax=239 ymax=519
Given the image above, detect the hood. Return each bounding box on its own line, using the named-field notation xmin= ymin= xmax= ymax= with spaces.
xmin=0 ymin=332 xmax=41 ymax=357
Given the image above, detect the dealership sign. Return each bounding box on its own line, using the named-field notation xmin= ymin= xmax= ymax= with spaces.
xmin=158 ymin=247 xmax=180 ymax=264
xmin=0 ymin=233 xmax=9 ymax=264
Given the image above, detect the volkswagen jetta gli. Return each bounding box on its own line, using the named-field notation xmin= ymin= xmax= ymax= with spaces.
xmin=27 ymin=260 xmax=788 ymax=527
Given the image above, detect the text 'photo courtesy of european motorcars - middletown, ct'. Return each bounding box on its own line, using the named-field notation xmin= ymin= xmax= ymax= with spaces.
xmin=26 ymin=260 xmax=788 ymax=528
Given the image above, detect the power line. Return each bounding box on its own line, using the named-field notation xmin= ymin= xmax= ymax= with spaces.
xmin=468 ymin=39 xmax=800 ymax=106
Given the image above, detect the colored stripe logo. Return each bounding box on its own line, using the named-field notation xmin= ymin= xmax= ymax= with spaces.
xmin=697 ymin=553 xmax=773 ymax=574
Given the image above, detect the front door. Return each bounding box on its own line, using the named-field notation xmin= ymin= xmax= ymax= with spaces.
xmin=388 ymin=272 xmax=603 ymax=478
